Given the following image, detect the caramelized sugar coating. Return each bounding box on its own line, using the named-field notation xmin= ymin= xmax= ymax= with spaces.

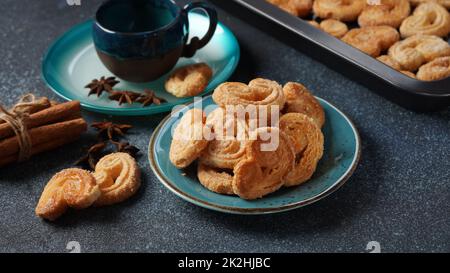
xmin=169 ymin=109 xmax=209 ymax=169
xmin=279 ymin=113 xmax=324 ymax=186
xmin=232 ymin=128 xmax=295 ymax=200
xmin=313 ymin=0 xmax=366 ymax=22
xmin=212 ymin=78 xmax=285 ymax=114
xmin=320 ymin=19 xmax=349 ymax=38
xmin=267 ymin=0 xmax=313 ymax=17
xmin=93 ymin=152 xmax=141 ymax=206
xmin=35 ymin=168 xmax=100 ymax=221
xmin=200 ymin=108 xmax=248 ymax=169
xmin=388 ymin=34 xmax=450 ymax=71
xmin=410 ymin=0 xmax=450 ymax=9
xmin=377 ymin=55 xmax=403 ymax=70
xmin=165 ymin=63 xmax=213 ymax=98
xmin=282 ymin=82 xmax=325 ymax=128
xmin=197 ymin=163 xmax=234 ymax=195
xmin=417 ymin=56 xmax=450 ymax=80
xmin=341 ymin=26 xmax=400 ymax=57
xmin=400 ymin=2 xmax=450 ymax=38
xmin=358 ymin=0 xmax=411 ymax=28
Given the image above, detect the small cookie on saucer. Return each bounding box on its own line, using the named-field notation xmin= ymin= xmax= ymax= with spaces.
xmin=165 ymin=63 xmax=213 ymax=98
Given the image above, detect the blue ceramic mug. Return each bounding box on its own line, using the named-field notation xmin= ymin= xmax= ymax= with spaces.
xmin=93 ymin=0 xmax=218 ymax=82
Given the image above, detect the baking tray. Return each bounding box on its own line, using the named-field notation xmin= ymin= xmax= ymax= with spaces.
xmin=211 ymin=0 xmax=450 ymax=111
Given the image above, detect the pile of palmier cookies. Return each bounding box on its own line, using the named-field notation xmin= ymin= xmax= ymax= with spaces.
xmin=169 ymin=78 xmax=325 ymax=200
xmin=267 ymin=0 xmax=450 ymax=81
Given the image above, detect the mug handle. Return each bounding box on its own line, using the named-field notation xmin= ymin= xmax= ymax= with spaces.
xmin=181 ymin=2 xmax=218 ymax=58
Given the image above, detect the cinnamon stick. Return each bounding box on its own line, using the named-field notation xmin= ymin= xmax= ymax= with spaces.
xmin=0 ymin=101 xmax=81 ymax=140
xmin=0 ymin=97 xmax=51 ymax=125
xmin=0 ymin=118 xmax=87 ymax=158
xmin=0 ymin=134 xmax=82 ymax=167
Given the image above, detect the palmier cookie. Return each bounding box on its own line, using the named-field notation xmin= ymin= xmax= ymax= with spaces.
xmin=358 ymin=0 xmax=411 ymax=28
xmin=388 ymin=35 xmax=450 ymax=71
xmin=417 ymin=56 xmax=450 ymax=81
xmin=233 ymin=127 xmax=295 ymax=200
xmin=282 ymin=82 xmax=325 ymax=128
xmin=410 ymin=0 xmax=450 ymax=10
xmin=170 ymin=109 xmax=209 ymax=168
xmin=165 ymin=63 xmax=213 ymax=98
xmin=308 ymin=20 xmax=321 ymax=28
xmin=341 ymin=26 xmax=400 ymax=57
xmin=377 ymin=56 xmax=417 ymax=77
xmin=197 ymin=163 xmax=234 ymax=195
xmin=313 ymin=0 xmax=366 ymax=22
xmin=279 ymin=113 xmax=324 ymax=186
xmin=267 ymin=0 xmax=313 ymax=17
xmin=400 ymin=2 xmax=450 ymax=38
xmin=212 ymin=78 xmax=285 ymax=113
xmin=319 ymin=19 xmax=349 ymax=38
xmin=93 ymin=153 xmax=141 ymax=206
xmin=200 ymin=108 xmax=247 ymax=169
xmin=401 ymin=70 xmax=417 ymax=78
xmin=36 ymin=168 xmax=101 ymax=221
xmin=377 ymin=55 xmax=402 ymax=70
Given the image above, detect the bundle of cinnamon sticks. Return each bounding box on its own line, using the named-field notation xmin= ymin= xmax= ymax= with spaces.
xmin=0 ymin=98 xmax=87 ymax=167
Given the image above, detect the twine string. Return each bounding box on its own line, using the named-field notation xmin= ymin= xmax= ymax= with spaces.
xmin=0 ymin=94 xmax=39 ymax=162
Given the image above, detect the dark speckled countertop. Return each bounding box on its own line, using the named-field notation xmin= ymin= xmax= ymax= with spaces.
xmin=0 ymin=0 xmax=449 ymax=253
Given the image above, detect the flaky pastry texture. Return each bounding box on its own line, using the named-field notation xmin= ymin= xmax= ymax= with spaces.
xmin=232 ymin=127 xmax=295 ymax=200
xmin=400 ymin=2 xmax=450 ymax=38
xmin=282 ymin=82 xmax=326 ymax=128
xmin=388 ymin=34 xmax=450 ymax=71
xmin=341 ymin=26 xmax=400 ymax=57
xmin=279 ymin=113 xmax=324 ymax=186
xmin=165 ymin=63 xmax=213 ymax=98
xmin=93 ymin=152 xmax=141 ymax=206
xmin=170 ymin=109 xmax=209 ymax=168
xmin=417 ymin=56 xmax=450 ymax=81
xmin=35 ymin=168 xmax=100 ymax=221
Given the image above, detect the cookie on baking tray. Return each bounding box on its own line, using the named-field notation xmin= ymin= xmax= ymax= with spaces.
xmin=400 ymin=2 xmax=450 ymax=38
xmin=267 ymin=0 xmax=313 ymax=17
xmin=313 ymin=0 xmax=366 ymax=22
xmin=417 ymin=56 xmax=450 ymax=81
xmin=341 ymin=26 xmax=400 ymax=57
xmin=388 ymin=34 xmax=450 ymax=71
xmin=358 ymin=0 xmax=411 ymax=28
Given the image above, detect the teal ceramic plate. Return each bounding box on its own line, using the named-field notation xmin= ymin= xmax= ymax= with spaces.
xmin=149 ymin=96 xmax=361 ymax=214
xmin=42 ymin=13 xmax=240 ymax=116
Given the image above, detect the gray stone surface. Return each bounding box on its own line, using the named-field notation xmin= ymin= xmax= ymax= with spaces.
xmin=0 ymin=0 xmax=448 ymax=253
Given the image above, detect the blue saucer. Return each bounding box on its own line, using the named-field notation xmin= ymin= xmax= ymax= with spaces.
xmin=149 ymin=96 xmax=361 ymax=214
xmin=42 ymin=13 xmax=240 ymax=116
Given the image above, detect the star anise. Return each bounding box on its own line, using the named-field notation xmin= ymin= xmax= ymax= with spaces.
xmin=108 ymin=90 xmax=140 ymax=105
xmin=91 ymin=121 xmax=132 ymax=140
xmin=136 ymin=89 xmax=166 ymax=107
xmin=111 ymin=140 xmax=140 ymax=157
xmin=85 ymin=76 xmax=119 ymax=97
xmin=74 ymin=141 xmax=107 ymax=170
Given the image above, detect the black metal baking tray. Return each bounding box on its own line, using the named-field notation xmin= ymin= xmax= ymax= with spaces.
xmin=211 ymin=0 xmax=450 ymax=111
